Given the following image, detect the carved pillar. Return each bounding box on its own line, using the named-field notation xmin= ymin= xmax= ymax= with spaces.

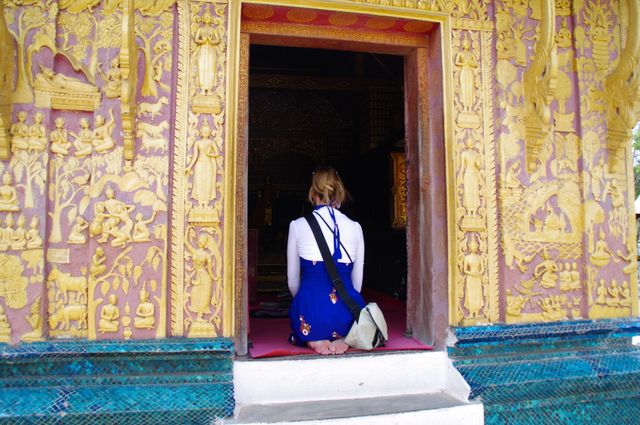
xmin=171 ymin=0 xmax=231 ymax=338
xmin=449 ymin=6 xmax=500 ymax=326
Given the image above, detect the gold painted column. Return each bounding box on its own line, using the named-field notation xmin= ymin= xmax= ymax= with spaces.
xmin=449 ymin=8 xmax=500 ymax=326
xmin=171 ymin=0 xmax=234 ymax=337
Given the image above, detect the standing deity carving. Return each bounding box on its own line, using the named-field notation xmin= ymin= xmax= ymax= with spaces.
xmin=463 ymin=238 xmax=485 ymax=319
xmin=194 ymin=12 xmax=222 ymax=96
xmin=192 ymin=9 xmax=224 ymax=114
xmin=456 ymin=35 xmax=477 ymax=111
xmin=186 ymin=120 xmax=221 ymax=224
xmin=459 ymin=139 xmax=483 ymax=231
xmin=185 ymin=230 xmax=216 ymax=337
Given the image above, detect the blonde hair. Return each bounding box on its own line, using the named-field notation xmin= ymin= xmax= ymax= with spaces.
xmin=308 ymin=166 xmax=346 ymax=207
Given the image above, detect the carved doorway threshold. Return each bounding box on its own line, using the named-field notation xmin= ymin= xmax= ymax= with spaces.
xmin=233 ymin=2 xmax=452 ymax=356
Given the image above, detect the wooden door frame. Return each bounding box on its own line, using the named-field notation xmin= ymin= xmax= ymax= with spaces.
xmin=231 ymin=2 xmax=454 ymax=355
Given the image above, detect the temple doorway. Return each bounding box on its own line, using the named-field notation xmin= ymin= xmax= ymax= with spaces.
xmin=235 ymin=6 xmax=450 ymax=356
xmin=246 ymin=45 xmax=420 ymax=356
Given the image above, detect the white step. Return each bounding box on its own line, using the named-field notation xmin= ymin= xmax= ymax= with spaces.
xmin=226 ymin=392 xmax=483 ymax=425
xmin=229 ymin=351 xmax=483 ymax=424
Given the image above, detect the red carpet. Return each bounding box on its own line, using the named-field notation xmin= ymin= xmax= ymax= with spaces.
xmin=249 ymin=290 xmax=432 ymax=358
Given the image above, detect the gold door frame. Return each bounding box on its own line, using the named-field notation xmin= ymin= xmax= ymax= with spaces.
xmin=228 ymin=1 xmax=455 ymax=353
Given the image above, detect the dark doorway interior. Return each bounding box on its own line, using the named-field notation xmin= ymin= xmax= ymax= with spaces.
xmin=247 ymin=45 xmax=408 ymax=346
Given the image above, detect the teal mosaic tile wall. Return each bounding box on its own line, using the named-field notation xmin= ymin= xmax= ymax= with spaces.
xmin=0 ymin=339 xmax=235 ymax=424
xmin=450 ymin=319 xmax=640 ymax=425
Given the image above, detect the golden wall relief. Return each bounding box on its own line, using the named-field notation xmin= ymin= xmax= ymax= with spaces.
xmin=451 ymin=24 xmax=500 ymax=326
xmin=576 ymin=0 xmax=639 ymax=319
xmin=0 ymin=0 xmax=176 ymax=342
xmin=170 ymin=0 xmax=228 ymax=338
xmin=496 ymin=0 xmax=638 ymax=323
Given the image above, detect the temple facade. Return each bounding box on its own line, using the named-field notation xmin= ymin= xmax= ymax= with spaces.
xmin=0 ymin=0 xmax=639 ymax=423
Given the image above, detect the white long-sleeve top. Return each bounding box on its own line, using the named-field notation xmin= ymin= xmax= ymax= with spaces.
xmin=287 ymin=207 xmax=364 ymax=297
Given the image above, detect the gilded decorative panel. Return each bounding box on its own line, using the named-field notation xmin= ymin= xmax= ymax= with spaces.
xmin=0 ymin=0 xmax=175 ymax=343
xmin=496 ymin=0 xmax=638 ymax=323
xmin=170 ymin=0 xmax=230 ymax=338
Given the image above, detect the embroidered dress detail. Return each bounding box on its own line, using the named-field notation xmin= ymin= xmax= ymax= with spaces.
xmin=329 ymin=289 xmax=338 ymax=304
xmin=299 ymin=315 xmax=311 ymax=336
xmin=289 ymin=258 xmax=365 ymax=345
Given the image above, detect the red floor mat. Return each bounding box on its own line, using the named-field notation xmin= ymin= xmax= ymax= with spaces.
xmin=249 ymin=290 xmax=432 ymax=358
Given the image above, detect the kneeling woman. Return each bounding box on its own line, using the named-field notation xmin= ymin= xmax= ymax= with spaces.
xmin=287 ymin=167 xmax=365 ymax=355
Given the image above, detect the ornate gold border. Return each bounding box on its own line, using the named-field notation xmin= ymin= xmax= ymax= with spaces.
xmin=242 ymin=21 xmax=429 ymax=47
xmin=481 ymin=29 xmax=500 ymax=323
xmin=170 ymin=0 xmax=190 ymax=336
xmin=233 ymin=1 xmax=458 ymax=333
xmin=223 ymin=0 xmax=241 ymax=336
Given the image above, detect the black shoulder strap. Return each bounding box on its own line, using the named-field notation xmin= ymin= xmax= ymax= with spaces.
xmin=305 ymin=214 xmax=362 ymax=320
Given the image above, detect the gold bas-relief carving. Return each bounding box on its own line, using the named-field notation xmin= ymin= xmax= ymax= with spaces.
xmin=0 ymin=304 xmax=11 ymax=342
xmin=48 ymin=156 xmax=90 ymax=243
xmin=134 ymin=284 xmax=155 ymax=329
xmin=33 ymin=65 xmax=101 ymax=111
xmin=121 ymin=0 xmax=137 ymax=165
xmin=604 ymin=0 xmax=640 ymax=174
xmin=91 ymin=186 xmax=135 ymax=248
xmin=0 ymin=171 xmax=19 ymax=212
xmin=0 ymin=3 xmax=12 ymax=160
xmin=98 ymin=294 xmax=120 ymax=333
xmin=185 ymin=230 xmax=217 ymax=337
xmin=22 ymin=295 xmax=44 ymax=342
xmin=455 ymin=34 xmax=480 ymax=128
xmin=186 ymin=120 xmax=221 ymax=224
xmin=390 ymin=152 xmax=407 ymax=228
xmin=47 ymin=266 xmax=88 ymax=338
xmin=462 ymin=237 xmax=486 ymax=320
xmin=192 ymin=9 xmax=224 ymax=114
xmin=523 ymin=0 xmax=557 ymax=172
xmin=50 ymin=117 xmax=71 ymax=156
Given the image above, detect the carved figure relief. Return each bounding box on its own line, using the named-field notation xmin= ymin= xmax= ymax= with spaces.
xmin=0 ymin=171 xmax=19 ymax=212
xmin=33 ymin=65 xmax=101 ymax=111
xmin=100 ymin=57 xmax=123 ymax=98
xmin=0 ymin=304 xmax=11 ymax=342
xmin=73 ymin=118 xmax=93 ymax=157
xmin=134 ymin=285 xmax=155 ymax=329
xmin=68 ymin=216 xmax=89 ymax=245
xmin=92 ymin=109 xmax=116 ymax=153
xmin=27 ymin=112 xmax=47 ymax=152
xmin=186 ymin=120 xmax=220 ymax=223
xmin=50 ymin=117 xmax=71 ymax=156
xmin=98 ymin=294 xmax=120 ymax=333
xmin=462 ymin=237 xmax=485 ymax=319
xmin=21 ymin=296 xmax=43 ymax=342
xmin=10 ymin=111 xmax=30 ymax=151
xmin=185 ymin=230 xmax=216 ymax=337
xmin=458 ymin=138 xmax=483 ymax=230
xmin=191 ymin=7 xmax=225 ymax=114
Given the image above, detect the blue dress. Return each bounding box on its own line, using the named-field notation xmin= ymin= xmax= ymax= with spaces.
xmin=289 ymin=258 xmax=366 ymax=345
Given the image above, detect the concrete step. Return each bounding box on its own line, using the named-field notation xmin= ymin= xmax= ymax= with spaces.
xmin=234 ymin=351 xmax=471 ymax=405
xmin=226 ymin=392 xmax=483 ymax=425
xmin=231 ymin=351 xmax=482 ymax=424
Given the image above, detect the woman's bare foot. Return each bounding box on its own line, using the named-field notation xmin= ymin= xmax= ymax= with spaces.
xmin=308 ymin=340 xmax=333 ymax=355
xmin=330 ymin=339 xmax=349 ymax=354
